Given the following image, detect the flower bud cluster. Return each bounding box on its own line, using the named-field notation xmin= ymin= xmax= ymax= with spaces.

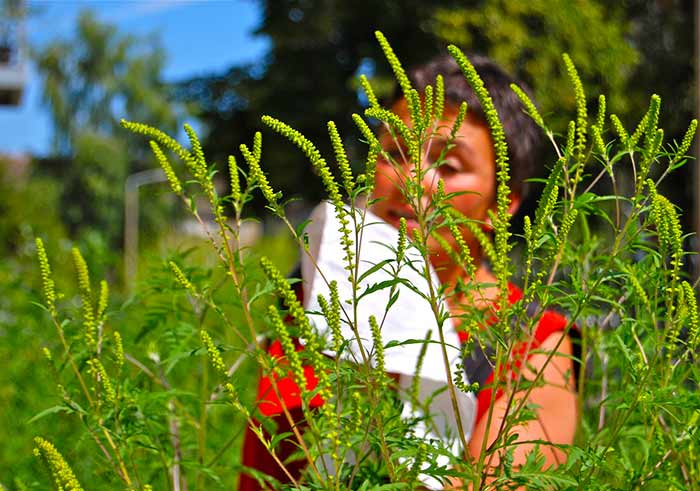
xmin=121 ymin=119 xmax=191 ymax=163
xmin=365 ymin=107 xmax=419 ymax=165
xmin=72 ymin=247 xmax=96 ymax=349
xmin=359 ymin=74 xmax=379 ymax=109
xmin=267 ymin=305 xmax=306 ymax=394
xmin=97 ymin=280 xmax=109 ymax=321
xmin=317 ymin=282 xmax=342 ymax=355
xmin=562 ymin=53 xmax=587 ymax=164
xmin=432 ymin=76 xmax=445 ymax=123
xmin=228 ymin=155 xmax=241 ymax=204
xmin=112 ymin=331 xmax=124 ymax=370
xmin=262 ymin=258 xmax=334 ymax=407
xmin=35 ymin=238 xmax=57 ymax=317
xmin=681 ymin=281 xmax=699 ymax=352
xmin=149 ymin=140 xmax=182 ymax=195
xmin=596 ymin=95 xmax=607 ymax=132
xmin=511 ymin=83 xmax=544 ymax=130
xmin=201 ymin=330 xmax=226 ymax=377
xmin=675 ymin=119 xmax=698 ymax=161
xmin=328 ymin=121 xmax=354 ymax=194
xmin=352 ymin=114 xmax=381 ymax=192
xmin=610 ymin=114 xmax=629 ymax=145
xmin=169 ymin=261 xmax=195 ymax=293
xmin=447 ymin=222 xmax=475 ymax=277
xmin=448 ymin=45 xmax=512 ymax=294
xmin=33 ymin=437 xmax=84 ymax=491
xmin=241 ymin=137 xmax=278 ymax=208
xmin=368 ymin=315 xmax=387 ymax=388
xmin=87 ymin=358 xmax=116 ymax=404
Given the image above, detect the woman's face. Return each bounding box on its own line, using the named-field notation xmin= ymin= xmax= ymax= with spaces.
xmin=371 ymin=98 xmax=500 ymax=271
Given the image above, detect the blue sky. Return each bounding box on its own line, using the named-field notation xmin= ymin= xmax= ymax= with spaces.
xmin=0 ymin=0 xmax=267 ymax=156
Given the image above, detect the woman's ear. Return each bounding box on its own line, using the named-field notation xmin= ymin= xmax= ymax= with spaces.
xmin=482 ymin=192 xmax=522 ymax=231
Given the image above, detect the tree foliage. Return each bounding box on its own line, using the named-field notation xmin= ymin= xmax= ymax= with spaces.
xmin=33 ymin=11 xmax=185 ymax=248
xmin=175 ymin=0 xmax=647 ymax=214
xmin=35 ymin=10 xmax=180 ymax=156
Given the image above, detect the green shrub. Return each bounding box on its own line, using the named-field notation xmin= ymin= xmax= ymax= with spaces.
xmin=20 ymin=33 xmax=699 ymax=490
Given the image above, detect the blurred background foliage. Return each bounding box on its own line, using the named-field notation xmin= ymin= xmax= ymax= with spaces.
xmin=0 ymin=0 xmax=697 ymax=487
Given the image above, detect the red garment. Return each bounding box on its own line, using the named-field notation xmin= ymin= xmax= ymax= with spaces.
xmin=238 ymin=283 xmax=571 ymax=490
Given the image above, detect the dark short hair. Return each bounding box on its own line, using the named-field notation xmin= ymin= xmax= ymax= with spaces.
xmin=391 ymin=54 xmax=542 ymax=196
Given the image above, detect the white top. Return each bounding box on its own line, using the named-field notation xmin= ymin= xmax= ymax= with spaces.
xmin=301 ymin=202 xmax=476 ymax=485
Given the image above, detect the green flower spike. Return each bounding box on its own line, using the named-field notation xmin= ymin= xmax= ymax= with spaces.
xmin=447 ymin=221 xmax=476 ymax=277
xmin=112 ymin=331 xmax=124 ymax=370
xmin=121 ymin=119 xmax=192 ymax=163
xmin=423 ymin=84 xmax=434 ymax=129
xmin=328 ymin=121 xmax=354 ymax=194
xmin=434 ymin=74 xmax=445 ymax=122
xmin=260 ymin=257 xmax=312 ymax=340
xmin=318 ymin=292 xmax=342 ymax=355
xmin=149 ymin=140 xmax=182 ymax=195
xmin=629 ymin=95 xmax=659 ymax=151
xmin=184 ymin=123 xmax=208 ymax=182
xmin=266 ymin=304 xmax=306 ymax=394
xmin=259 ymin=258 xmax=333 ymax=402
xmin=610 ymin=114 xmax=629 ymax=146
xmin=365 ymin=106 xmax=419 ymax=165
xmin=396 ymin=217 xmax=408 ymax=265
xmin=596 ymin=94 xmax=607 ymax=132
xmin=648 ymin=181 xmax=683 ymax=283
xmin=562 ymin=53 xmax=588 ymax=165
xmin=201 ymin=330 xmax=226 ymax=377
xmin=262 ymin=116 xmax=342 ymax=203
xmin=71 ymin=247 xmax=91 ymax=297
xmin=169 ymin=261 xmax=195 ymax=292
xmin=591 ymin=125 xmax=607 ymax=159
xmin=565 ymin=120 xmax=576 ymax=159
xmin=375 ymin=31 xmax=421 ymax=125
xmin=625 ymin=267 xmax=650 ymax=308
xmin=448 ymin=45 xmax=512 ymax=294
xmin=352 ymin=113 xmax=381 ymax=191
xmin=33 ymin=437 xmax=84 ymax=491
xmin=555 ymin=209 xmax=579 ymax=251
xmin=87 ymin=358 xmax=116 ymax=404
xmin=674 ymin=119 xmax=698 ymax=162
xmin=253 ymin=131 xmax=262 ymax=163
xmin=35 ymin=238 xmax=57 ymax=317
xmin=681 ymin=281 xmax=699 ymax=352
xmin=368 ymin=315 xmax=387 ymax=387
xmin=643 ymin=94 xmax=661 ymax=145
xmin=359 ymin=74 xmax=379 ymax=109
xmin=228 ymin=155 xmax=241 ymax=203
xmin=510 ymin=83 xmax=545 ymax=130
xmin=96 ymin=279 xmax=109 ymax=321
xmin=72 ymin=247 xmax=96 ymax=348
xmin=262 ymin=116 xmax=354 ymax=268
xmin=240 ymin=140 xmax=278 ymax=209
xmin=448 ymin=101 xmax=468 ymax=144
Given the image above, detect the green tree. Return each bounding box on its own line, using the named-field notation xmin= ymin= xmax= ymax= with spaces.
xmin=36 ymin=10 xmax=179 ymax=155
xmin=34 ymin=10 xmax=184 ymax=249
xmin=430 ymin=0 xmax=638 ymax=126
xmin=175 ymin=0 xmax=640 ymax=215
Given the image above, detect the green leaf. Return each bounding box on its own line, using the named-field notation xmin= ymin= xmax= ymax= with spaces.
xmin=357 ymin=259 xmax=394 ymax=284
xmin=27 ymin=405 xmax=73 ymax=424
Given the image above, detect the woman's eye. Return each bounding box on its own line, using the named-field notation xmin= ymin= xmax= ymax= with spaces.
xmin=438 ymin=159 xmax=462 ymax=175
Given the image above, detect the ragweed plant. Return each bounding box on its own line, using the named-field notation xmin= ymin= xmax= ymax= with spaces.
xmin=28 ymin=31 xmax=700 ymax=491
